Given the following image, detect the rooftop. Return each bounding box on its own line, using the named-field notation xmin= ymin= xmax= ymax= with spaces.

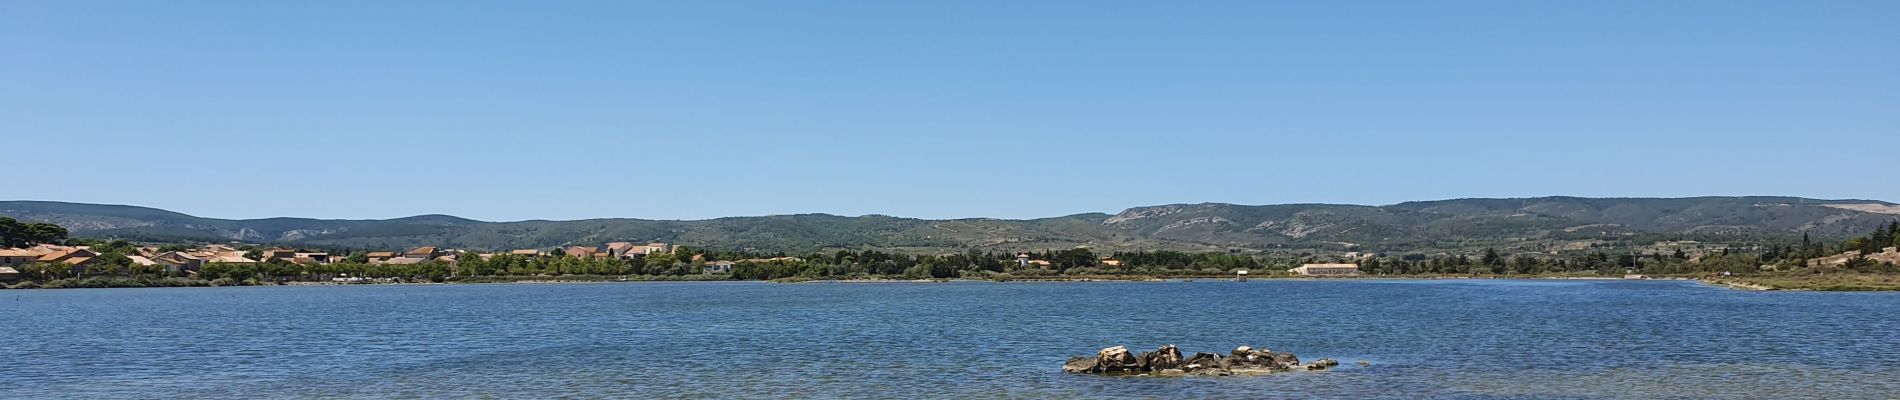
xmin=0 ymin=248 xmax=50 ymax=257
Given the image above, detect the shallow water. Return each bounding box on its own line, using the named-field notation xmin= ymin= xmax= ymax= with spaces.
xmin=4 ymin=280 xmax=1898 ymax=399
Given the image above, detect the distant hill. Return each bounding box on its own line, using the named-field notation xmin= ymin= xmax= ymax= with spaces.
xmin=3 ymin=196 xmax=1896 ymax=254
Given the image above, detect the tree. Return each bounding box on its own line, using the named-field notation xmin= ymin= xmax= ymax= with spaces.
xmin=0 ymin=217 xmax=20 ymax=247
xmin=0 ymin=218 xmax=69 ymax=248
xmin=1050 ymin=248 xmax=1097 ymax=271
xmin=25 ymin=223 xmax=69 ymax=245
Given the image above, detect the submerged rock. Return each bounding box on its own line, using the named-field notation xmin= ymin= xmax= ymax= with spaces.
xmin=1063 ymin=345 xmax=1335 ymax=376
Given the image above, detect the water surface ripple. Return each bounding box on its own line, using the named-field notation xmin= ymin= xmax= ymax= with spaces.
xmin=4 ymin=280 xmax=1897 ymax=398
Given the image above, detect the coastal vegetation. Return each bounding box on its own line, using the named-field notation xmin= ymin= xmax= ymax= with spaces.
xmin=3 ymin=221 xmax=1896 ymax=290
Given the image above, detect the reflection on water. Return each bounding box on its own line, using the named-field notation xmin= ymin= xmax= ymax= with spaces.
xmin=3 ymin=280 xmax=1897 ymax=399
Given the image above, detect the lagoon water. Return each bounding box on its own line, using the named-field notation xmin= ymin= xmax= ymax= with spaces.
xmin=5 ymin=280 xmax=1899 ymax=399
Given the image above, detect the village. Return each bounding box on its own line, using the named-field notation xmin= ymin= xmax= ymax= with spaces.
xmin=0 ymin=241 xmax=686 ymax=282
xmin=0 ymin=237 xmax=1367 ymax=285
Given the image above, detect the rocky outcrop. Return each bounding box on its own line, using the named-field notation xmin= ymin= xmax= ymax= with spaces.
xmin=1143 ymin=345 xmax=1183 ymax=370
xmin=1063 ymin=345 xmax=1338 ymax=376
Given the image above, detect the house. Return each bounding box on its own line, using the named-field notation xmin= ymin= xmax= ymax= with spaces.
xmin=31 ymin=244 xmax=79 ymax=253
xmin=379 ymin=257 xmax=428 ymax=265
xmin=704 ymin=261 xmax=735 ymax=274
xmin=0 ymin=248 xmax=50 ymax=266
xmin=1099 ymin=258 xmax=1123 ymax=268
xmin=294 ymin=252 xmax=332 ymax=264
xmin=1016 ymin=253 xmax=1032 ymax=268
xmin=154 ymin=251 xmax=206 ymax=273
xmin=185 ymin=248 xmax=224 ymax=260
xmin=39 ymin=248 xmax=100 ymax=274
xmin=208 ymin=255 xmax=259 ymax=264
xmin=606 ymin=242 xmax=638 ymax=258
xmin=38 ymin=248 xmax=98 ymax=265
xmin=509 ymin=249 xmax=543 ymax=257
xmin=260 ymin=248 xmax=298 ymax=261
xmin=127 ymin=255 xmax=160 ymax=267
xmin=1027 ymin=260 xmax=1052 ymax=269
xmin=1289 ymin=263 xmax=1361 ymax=276
xmin=0 ymin=266 xmax=18 ymax=282
xmin=405 ymin=246 xmax=441 ymax=259
xmin=564 ymin=246 xmax=598 ymax=258
xmin=606 ymin=242 xmax=671 ymax=258
xmin=365 ymin=251 xmax=399 ymax=262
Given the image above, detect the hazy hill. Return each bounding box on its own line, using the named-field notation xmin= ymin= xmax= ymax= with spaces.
xmin=3 ymin=196 xmax=1896 ymax=254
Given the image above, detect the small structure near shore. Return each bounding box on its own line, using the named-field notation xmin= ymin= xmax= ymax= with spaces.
xmin=1063 ymin=345 xmax=1337 ymax=376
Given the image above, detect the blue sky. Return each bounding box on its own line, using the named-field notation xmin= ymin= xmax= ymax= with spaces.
xmin=4 ymin=1 xmax=1896 ymax=221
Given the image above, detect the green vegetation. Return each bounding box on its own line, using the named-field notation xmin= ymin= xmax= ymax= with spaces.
xmin=6 ymin=197 xmax=1897 ymax=254
xmin=0 ymin=217 xmax=68 ymax=247
xmin=6 ymin=216 xmax=1899 ymax=291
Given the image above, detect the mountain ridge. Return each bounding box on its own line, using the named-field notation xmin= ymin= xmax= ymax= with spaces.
xmin=4 ymin=196 xmax=1896 ymax=254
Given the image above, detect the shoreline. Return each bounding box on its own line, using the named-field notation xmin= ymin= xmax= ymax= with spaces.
xmin=1692 ymin=275 xmax=1900 ymax=292
xmin=2 ymin=274 xmax=1767 ymax=290
xmin=1702 ymin=279 xmax=1780 ymax=291
xmin=9 ymin=272 xmax=1897 ymax=291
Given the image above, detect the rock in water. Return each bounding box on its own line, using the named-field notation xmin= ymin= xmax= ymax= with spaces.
xmin=1144 ymin=345 xmax=1183 ymax=370
xmin=1096 ymin=346 xmax=1143 ymax=372
xmin=1063 ymin=356 xmax=1101 ymax=373
xmin=1269 ymin=351 xmax=1299 ymax=366
xmin=1182 ymin=352 xmax=1223 ymax=373
xmin=1063 ymin=345 xmax=1331 ymax=376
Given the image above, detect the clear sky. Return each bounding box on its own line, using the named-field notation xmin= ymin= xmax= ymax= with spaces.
xmin=4 ymin=1 xmax=1896 ymax=222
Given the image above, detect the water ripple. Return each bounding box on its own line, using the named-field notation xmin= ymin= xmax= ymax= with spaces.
xmin=2 ymin=280 xmax=1897 ymax=398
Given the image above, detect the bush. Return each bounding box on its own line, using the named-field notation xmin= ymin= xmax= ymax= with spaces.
xmin=152 ymin=277 xmax=209 ymax=287
xmin=1064 ymin=267 xmax=1104 ymax=275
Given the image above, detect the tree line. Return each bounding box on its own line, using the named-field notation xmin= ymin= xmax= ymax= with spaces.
xmin=8 ymin=220 xmax=1900 ymax=288
xmin=0 ymin=217 xmax=68 ymax=248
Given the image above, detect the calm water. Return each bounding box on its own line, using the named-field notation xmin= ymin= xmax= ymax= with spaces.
xmin=4 ymin=280 xmax=1899 ymax=399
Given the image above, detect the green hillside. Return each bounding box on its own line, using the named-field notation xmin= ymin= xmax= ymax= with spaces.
xmin=3 ymin=196 xmax=1895 ymax=253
